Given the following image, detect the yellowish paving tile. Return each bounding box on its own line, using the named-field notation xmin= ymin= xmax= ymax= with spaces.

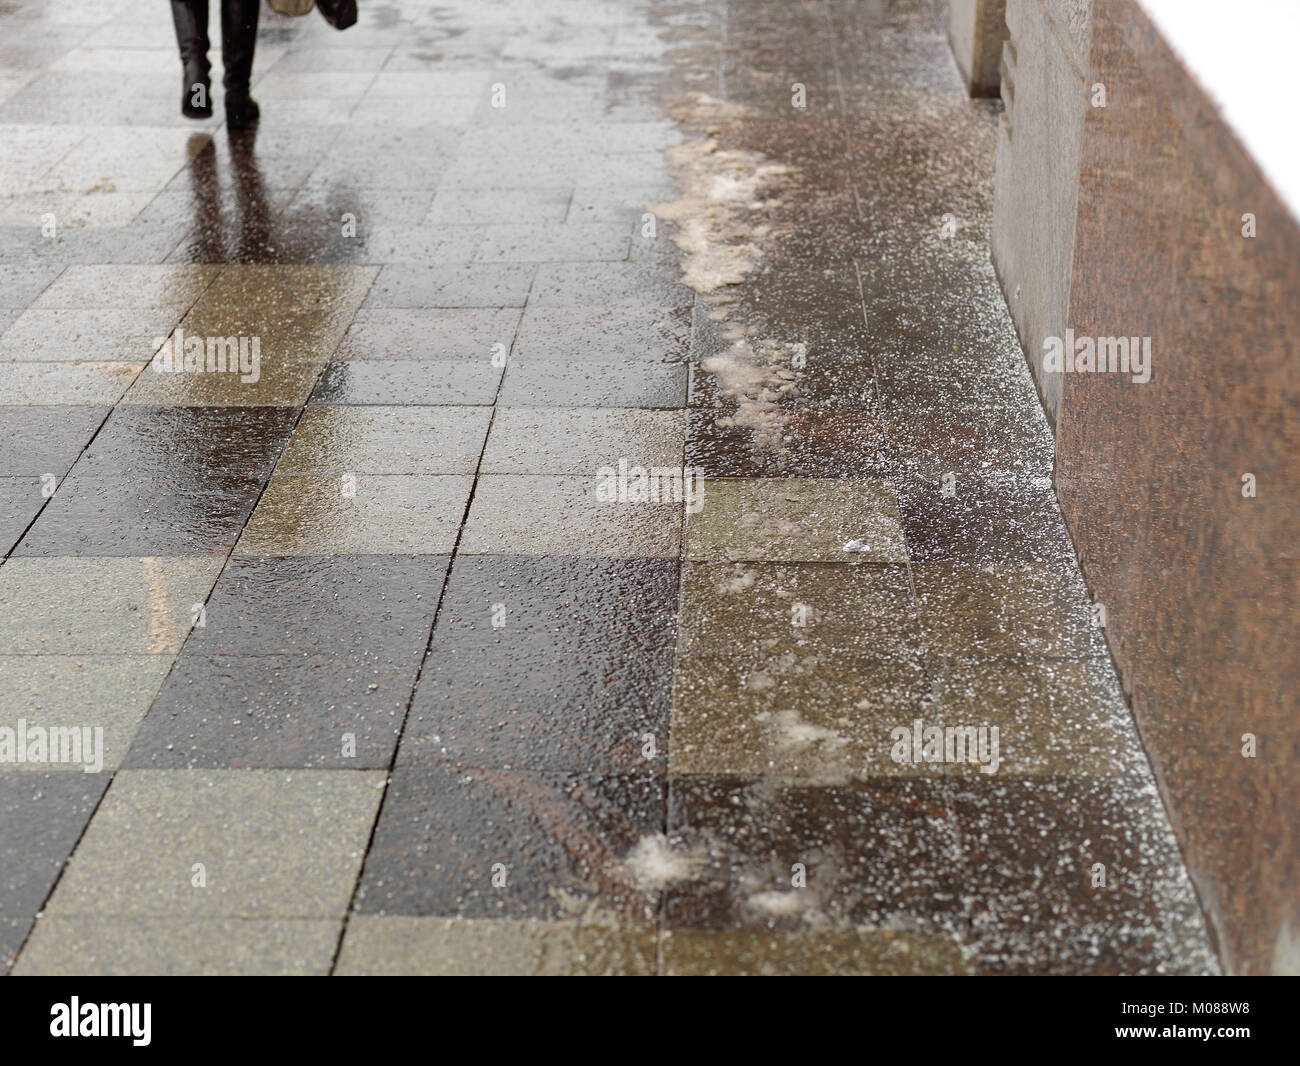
xmin=178 ymin=307 xmax=355 ymax=363
xmin=0 ymin=557 xmax=222 ymax=654
xmin=45 ymin=769 xmax=385 ymax=918
xmin=0 ymin=655 xmax=174 ymax=774
xmin=121 ymin=359 xmax=322 ymax=406
xmin=686 ymin=477 xmax=908 ymax=563
xmin=14 ymin=917 xmax=339 ymax=976
xmin=0 ymin=363 xmax=139 ymax=404
xmin=460 ymin=474 xmax=682 ymax=558
xmin=32 ymin=265 xmax=219 ymax=311
xmin=202 ymin=265 xmax=378 ymax=316
xmin=669 ymin=653 xmax=929 ymax=781
xmin=481 ymin=407 xmax=685 ymax=474
xmin=677 ymin=561 xmax=921 ymax=658
xmin=276 ymin=405 xmax=492 ymax=475
xmin=660 ymin=927 xmax=967 ymax=975
xmin=236 ymin=474 xmax=473 ymax=555
xmin=336 ymin=917 xmax=656 ymax=976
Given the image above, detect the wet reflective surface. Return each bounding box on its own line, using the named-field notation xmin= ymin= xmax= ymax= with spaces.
xmin=0 ymin=0 xmax=1216 ymax=975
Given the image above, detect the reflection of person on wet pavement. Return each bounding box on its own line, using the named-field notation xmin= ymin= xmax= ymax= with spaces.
xmin=169 ymin=0 xmax=261 ymax=129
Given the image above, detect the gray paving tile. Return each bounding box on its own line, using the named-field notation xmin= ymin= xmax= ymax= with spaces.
xmin=309 ymin=360 xmax=502 ymax=405
xmin=499 ymin=359 xmax=686 ymax=408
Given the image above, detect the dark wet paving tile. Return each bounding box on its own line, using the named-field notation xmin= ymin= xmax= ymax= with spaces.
xmin=894 ymin=471 xmax=1076 ymax=565
xmin=0 ymin=477 xmax=48 ymax=555
xmin=354 ymin=767 xmax=665 ymax=924
xmin=499 ymin=360 xmax=686 ymax=407
xmin=363 ymin=264 xmax=535 ymax=308
xmin=335 ymin=309 xmax=521 ymax=361
xmin=75 ymin=406 xmax=298 ymax=477
xmin=186 ymin=555 xmax=449 ymax=661
xmin=13 ymin=473 xmax=263 ymax=558
xmin=400 ymin=556 xmax=676 ymax=773
xmin=0 ymin=773 xmax=110 ymax=974
xmin=664 ymin=775 xmax=963 ymax=933
xmin=687 ymin=408 xmax=894 ymax=477
xmin=0 ymin=406 xmax=107 ymax=475
xmin=952 ymin=775 xmax=1214 ymax=974
xmin=309 ymin=360 xmax=502 ymax=405
xmin=511 ymin=305 xmax=691 ymax=361
xmin=124 ymin=653 xmax=418 ymax=770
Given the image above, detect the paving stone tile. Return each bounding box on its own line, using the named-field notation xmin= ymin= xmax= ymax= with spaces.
xmin=44 ymin=769 xmax=385 ymax=918
xmin=912 ymin=562 xmax=1103 ymax=660
xmin=952 ymin=775 xmax=1216 ymax=975
xmin=121 ymin=359 xmax=323 ymax=407
xmin=236 ymin=474 xmax=470 ymax=555
xmin=200 ymin=264 xmax=378 ymax=316
xmin=337 ymin=917 xmax=656 ymax=975
xmin=30 ymin=265 xmax=219 ymax=312
xmin=528 ymin=263 xmax=692 ymax=307
xmin=0 ymin=363 xmax=140 ymax=405
xmin=174 ymin=306 xmax=357 ymax=362
xmin=659 ymin=926 xmax=967 ymax=976
xmin=511 ymin=306 xmax=691 ymax=362
xmin=481 ymin=407 xmax=684 ymax=474
xmin=685 ymin=477 xmax=908 ymax=564
xmin=335 ymin=308 xmax=521 ymax=361
xmin=0 ymin=655 xmax=174 ymax=774
xmin=686 ymin=408 xmax=895 ymax=479
xmin=354 ymin=766 xmax=665 ymax=924
xmin=426 ymin=187 xmax=572 ymax=225
xmin=186 ymin=555 xmax=448 ymax=660
xmin=894 ymin=471 xmax=1075 ymax=565
xmin=309 ymin=360 xmax=502 ymax=405
xmin=276 ymin=405 xmax=491 ymax=475
xmin=677 ymin=561 xmax=921 ymax=659
xmin=567 ymin=184 xmax=675 ymax=223
xmin=670 ymin=653 xmax=930 ymax=781
xmin=0 ymin=406 xmax=108 ymax=476
xmin=124 ymin=653 xmax=417 ymax=770
xmin=664 ymin=775 xmax=963 ymax=932
xmin=14 ymin=472 xmax=264 ymax=557
xmin=927 ymin=656 xmax=1147 ymax=777
xmin=0 ymin=477 xmax=46 ymax=555
xmin=0 ymin=773 xmax=110 ymax=973
xmin=363 ymin=264 xmax=535 ymax=308
xmin=0 ymin=556 xmax=222 ymax=654
xmin=461 ymin=475 xmax=682 ymax=558
xmin=75 ymin=405 xmax=298 ymax=477
xmin=472 ymin=223 xmax=631 ymax=263
xmin=499 ymin=359 xmax=686 ymax=408
xmin=13 ymin=916 xmax=341 ymax=976
xmin=0 ymin=308 xmax=178 ymax=363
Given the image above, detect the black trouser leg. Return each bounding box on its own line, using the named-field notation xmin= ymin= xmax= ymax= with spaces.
xmin=170 ymin=0 xmax=212 ymax=118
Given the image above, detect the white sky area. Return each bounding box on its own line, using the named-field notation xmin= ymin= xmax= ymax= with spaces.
xmin=1141 ymin=0 xmax=1300 ymax=219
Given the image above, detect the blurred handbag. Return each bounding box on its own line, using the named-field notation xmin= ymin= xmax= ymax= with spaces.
xmin=316 ymin=0 xmax=358 ymax=29
xmin=267 ymin=0 xmax=314 ymax=15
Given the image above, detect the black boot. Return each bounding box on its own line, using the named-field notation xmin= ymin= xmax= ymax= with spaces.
xmin=170 ymin=0 xmax=212 ymax=119
xmin=221 ymin=0 xmax=261 ymax=129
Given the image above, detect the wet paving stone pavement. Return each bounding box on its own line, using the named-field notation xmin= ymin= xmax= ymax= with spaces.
xmin=0 ymin=0 xmax=1219 ymax=975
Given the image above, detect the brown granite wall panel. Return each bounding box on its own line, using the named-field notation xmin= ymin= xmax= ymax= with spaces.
xmin=1059 ymin=0 xmax=1300 ymax=974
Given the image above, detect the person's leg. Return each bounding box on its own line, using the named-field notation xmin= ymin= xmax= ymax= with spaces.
xmin=170 ymin=0 xmax=212 ymax=119
xmin=220 ymin=0 xmax=260 ymax=129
